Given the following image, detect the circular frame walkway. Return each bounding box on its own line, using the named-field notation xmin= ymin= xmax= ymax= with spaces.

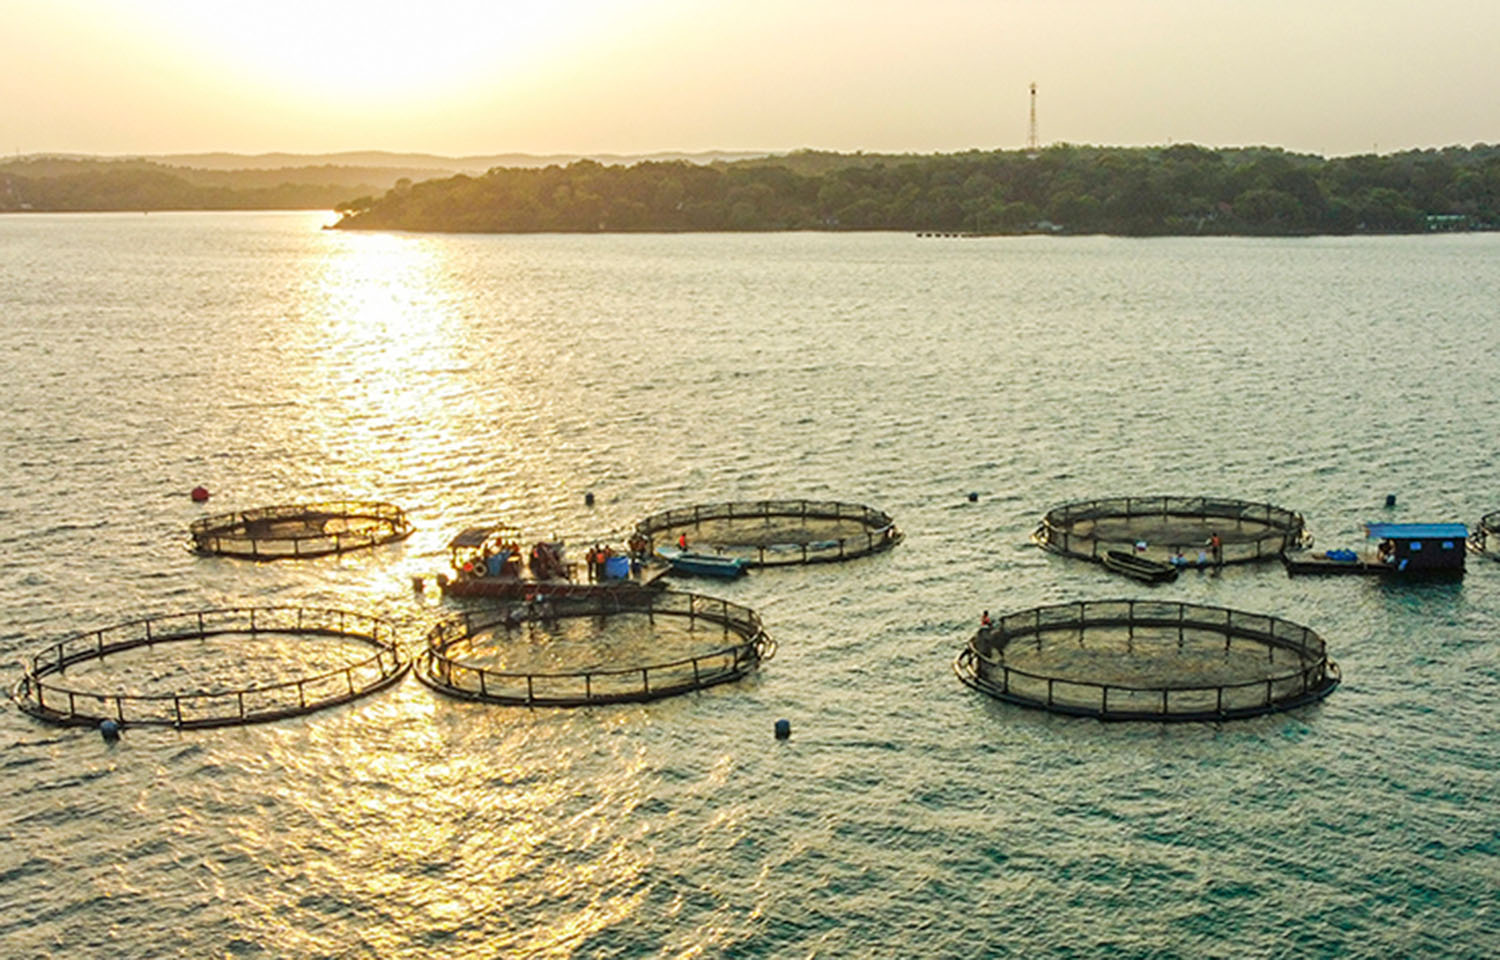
xmin=954 ymin=598 xmax=1339 ymax=722
xmin=417 ymin=588 xmax=775 ymax=707
xmin=634 ymin=499 xmax=901 ymax=567
xmin=10 ymin=607 xmax=409 ymax=729
xmin=189 ymin=500 xmax=413 ymax=560
xmin=1033 ymin=495 xmax=1309 ymax=567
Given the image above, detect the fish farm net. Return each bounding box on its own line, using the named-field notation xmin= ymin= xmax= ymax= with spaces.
xmin=1033 ymin=496 xmax=1309 ymax=567
xmin=954 ymin=599 xmax=1339 ymax=721
xmin=418 ymin=588 xmax=775 ymax=706
xmin=9 ymin=607 xmax=408 ymax=729
xmin=634 ymin=499 xmax=901 ymax=567
xmin=1471 ymin=511 xmax=1500 ymax=560
xmin=189 ymin=500 xmax=413 ymax=560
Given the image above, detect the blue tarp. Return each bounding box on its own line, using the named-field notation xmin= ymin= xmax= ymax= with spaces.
xmin=1364 ymin=522 xmax=1468 ymax=540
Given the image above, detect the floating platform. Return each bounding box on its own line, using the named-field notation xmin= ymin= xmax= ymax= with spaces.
xmin=1280 ymin=552 xmax=1391 ymax=576
xmin=438 ymin=565 xmax=670 ymax=599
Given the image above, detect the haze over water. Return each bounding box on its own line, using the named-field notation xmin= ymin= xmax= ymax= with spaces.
xmin=2 ymin=212 xmax=1498 ymax=958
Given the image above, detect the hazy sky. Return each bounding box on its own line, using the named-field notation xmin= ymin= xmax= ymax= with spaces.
xmin=4 ymin=0 xmax=1497 ymax=158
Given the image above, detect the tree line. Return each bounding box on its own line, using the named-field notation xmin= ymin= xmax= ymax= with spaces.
xmin=330 ymin=144 xmax=1500 ymax=235
xmin=0 ymin=158 xmax=396 ymax=212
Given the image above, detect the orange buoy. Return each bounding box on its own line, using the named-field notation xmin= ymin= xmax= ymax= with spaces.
xmin=190 ymin=486 xmax=210 ymax=503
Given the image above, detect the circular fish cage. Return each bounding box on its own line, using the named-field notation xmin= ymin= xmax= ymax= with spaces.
xmin=634 ymin=499 xmax=901 ymax=567
xmin=1470 ymin=511 xmax=1500 ymax=560
xmin=1033 ymin=496 xmax=1308 ymax=567
xmin=189 ymin=500 xmax=413 ymax=560
xmin=954 ymin=599 xmax=1339 ymax=722
xmin=417 ymin=588 xmax=775 ymax=707
xmin=9 ymin=607 xmax=408 ymax=729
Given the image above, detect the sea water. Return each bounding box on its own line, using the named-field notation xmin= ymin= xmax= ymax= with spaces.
xmin=1 ymin=212 xmax=1497 ymax=958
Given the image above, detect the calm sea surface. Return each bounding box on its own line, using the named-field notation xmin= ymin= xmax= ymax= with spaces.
xmin=2 ymin=212 xmax=1497 ymax=959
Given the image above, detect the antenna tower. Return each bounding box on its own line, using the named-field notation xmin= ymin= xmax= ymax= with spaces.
xmin=1027 ymin=82 xmax=1039 ymax=154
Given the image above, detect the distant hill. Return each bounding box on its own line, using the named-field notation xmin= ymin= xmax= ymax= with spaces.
xmin=0 ymin=150 xmax=779 ymax=212
xmin=152 ymin=150 xmax=774 ymax=173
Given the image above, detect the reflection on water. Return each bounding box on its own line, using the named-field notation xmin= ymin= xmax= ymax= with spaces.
xmin=2 ymin=214 xmax=1500 ymax=957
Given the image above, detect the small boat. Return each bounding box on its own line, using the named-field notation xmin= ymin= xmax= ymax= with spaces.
xmin=1102 ymin=550 xmax=1179 ymax=583
xmin=656 ymin=546 xmax=748 ymax=579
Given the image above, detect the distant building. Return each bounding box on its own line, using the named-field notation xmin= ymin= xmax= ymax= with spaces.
xmin=1425 ymin=214 xmax=1470 ymax=231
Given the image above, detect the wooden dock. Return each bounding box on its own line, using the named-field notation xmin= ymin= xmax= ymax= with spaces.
xmin=435 ymin=561 xmax=672 ymax=599
xmin=1280 ymin=551 xmax=1389 ymax=576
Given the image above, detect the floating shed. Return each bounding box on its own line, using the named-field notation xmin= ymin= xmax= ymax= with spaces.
xmin=1365 ymin=522 xmax=1467 ymax=576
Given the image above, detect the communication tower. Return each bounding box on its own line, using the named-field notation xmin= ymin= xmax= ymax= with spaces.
xmin=1027 ymin=82 xmax=1039 ymax=156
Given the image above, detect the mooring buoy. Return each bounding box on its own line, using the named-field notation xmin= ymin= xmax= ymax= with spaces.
xmin=1385 ymin=494 xmax=1397 ymax=508
xmin=774 ymin=718 xmax=791 ymax=740
xmin=190 ymin=485 xmax=210 ymax=503
xmin=100 ymin=719 xmax=121 ymax=743
xmin=584 ymin=491 xmax=595 ymax=507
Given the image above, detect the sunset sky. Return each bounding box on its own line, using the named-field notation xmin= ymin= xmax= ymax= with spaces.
xmin=4 ymin=0 xmax=1496 ymax=159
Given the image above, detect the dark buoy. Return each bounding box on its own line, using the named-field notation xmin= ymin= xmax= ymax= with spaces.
xmin=1385 ymin=494 xmax=1397 ymax=508
xmin=774 ymin=718 xmax=791 ymax=740
xmin=411 ymin=575 xmax=425 ymax=592
xmin=190 ymin=485 xmax=210 ymax=503
xmin=967 ymin=492 xmax=979 ymax=503
xmin=100 ymin=719 xmax=120 ymax=743
xmin=584 ymin=491 xmax=595 ymax=507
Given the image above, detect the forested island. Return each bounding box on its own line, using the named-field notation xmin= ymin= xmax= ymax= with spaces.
xmin=330 ymin=144 xmax=1500 ymax=236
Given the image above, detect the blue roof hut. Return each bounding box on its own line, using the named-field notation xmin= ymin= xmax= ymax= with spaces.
xmin=1364 ymin=522 xmax=1467 ymax=576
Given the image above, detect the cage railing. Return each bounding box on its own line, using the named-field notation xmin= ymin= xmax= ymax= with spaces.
xmin=189 ymin=500 xmax=413 ymax=560
xmin=419 ymin=590 xmax=774 ymax=706
xmin=1032 ymin=495 xmax=1308 ymax=563
xmin=10 ymin=607 xmax=408 ymax=728
xmin=634 ymin=499 xmax=900 ymax=567
xmin=957 ymin=599 xmax=1337 ymax=721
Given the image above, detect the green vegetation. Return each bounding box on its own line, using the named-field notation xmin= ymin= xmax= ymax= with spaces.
xmin=0 ymin=157 xmax=402 ymax=211
xmin=330 ymin=144 xmax=1500 ymax=235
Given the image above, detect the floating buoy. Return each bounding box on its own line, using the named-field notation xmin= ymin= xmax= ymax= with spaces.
xmin=190 ymin=486 xmax=210 ymax=503
xmin=99 ymin=719 xmax=121 ymax=743
xmin=584 ymin=491 xmax=595 ymax=507
xmin=968 ymin=492 xmax=979 ymax=503
xmin=1385 ymin=494 xmax=1397 ymax=508
xmin=774 ymin=718 xmax=791 ymax=740
xmin=411 ymin=575 xmax=424 ymax=592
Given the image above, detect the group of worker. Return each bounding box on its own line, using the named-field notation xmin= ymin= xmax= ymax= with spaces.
xmin=585 ymin=543 xmax=617 ymax=582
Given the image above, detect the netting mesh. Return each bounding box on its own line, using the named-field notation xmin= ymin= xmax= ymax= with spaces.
xmin=1033 ymin=496 xmax=1308 ymax=566
xmin=634 ymin=499 xmax=901 ymax=566
xmin=955 ymin=599 xmax=1338 ymax=721
xmin=10 ymin=607 xmax=408 ymax=728
xmin=418 ymin=589 xmax=775 ymax=706
xmin=189 ymin=500 xmax=413 ymax=560
xmin=1472 ymin=511 xmax=1500 ymax=559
